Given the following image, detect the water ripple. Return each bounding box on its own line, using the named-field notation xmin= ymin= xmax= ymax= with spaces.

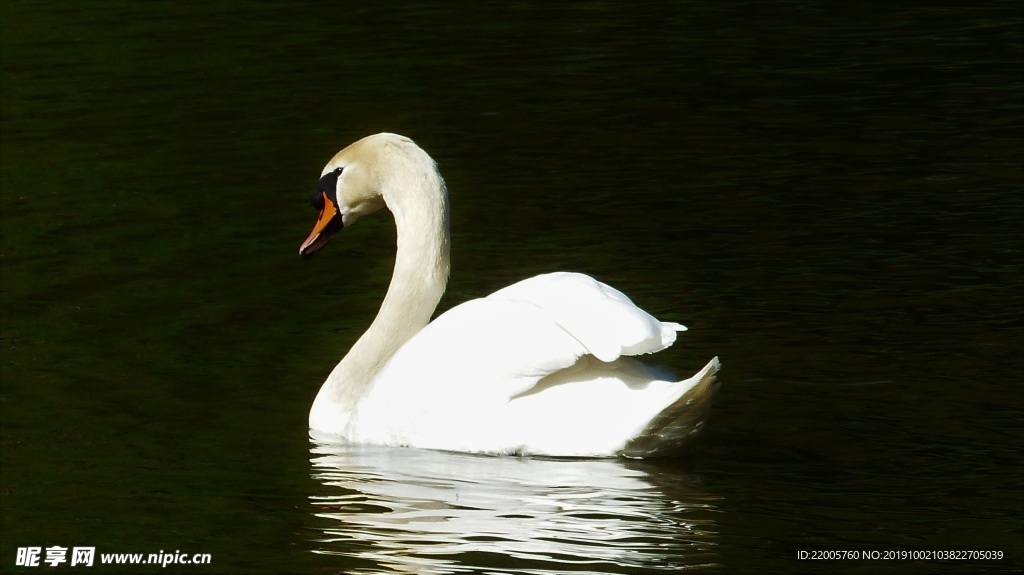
xmin=309 ymin=436 xmax=720 ymax=574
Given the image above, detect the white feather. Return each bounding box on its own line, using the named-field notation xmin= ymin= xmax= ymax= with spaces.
xmin=305 ymin=133 xmax=719 ymax=457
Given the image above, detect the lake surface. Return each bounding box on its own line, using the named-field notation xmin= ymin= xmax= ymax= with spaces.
xmin=2 ymin=1 xmax=1021 ymax=573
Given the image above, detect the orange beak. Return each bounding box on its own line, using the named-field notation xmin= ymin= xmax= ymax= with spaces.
xmin=299 ymin=192 xmax=344 ymax=258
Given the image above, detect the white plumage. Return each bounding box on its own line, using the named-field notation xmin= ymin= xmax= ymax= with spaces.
xmin=300 ymin=133 xmax=719 ymax=457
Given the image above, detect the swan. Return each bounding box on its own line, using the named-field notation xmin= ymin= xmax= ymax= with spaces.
xmin=299 ymin=133 xmax=720 ymax=457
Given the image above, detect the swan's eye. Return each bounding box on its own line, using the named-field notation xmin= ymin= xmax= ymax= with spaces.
xmin=310 ymin=167 xmax=344 ymax=209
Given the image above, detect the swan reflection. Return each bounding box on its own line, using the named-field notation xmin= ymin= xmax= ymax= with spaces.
xmin=309 ymin=435 xmax=720 ymax=574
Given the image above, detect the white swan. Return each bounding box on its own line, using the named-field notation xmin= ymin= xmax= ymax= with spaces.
xmin=300 ymin=133 xmax=720 ymax=457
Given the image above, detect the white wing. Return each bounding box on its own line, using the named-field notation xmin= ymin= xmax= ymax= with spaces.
xmin=486 ymin=272 xmax=686 ymax=361
xmin=345 ymin=273 xmax=710 ymax=456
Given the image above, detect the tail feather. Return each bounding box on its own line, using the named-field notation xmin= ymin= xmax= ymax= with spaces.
xmin=619 ymin=357 xmax=721 ymax=458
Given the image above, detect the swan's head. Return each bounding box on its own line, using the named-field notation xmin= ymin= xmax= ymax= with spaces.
xmin=299 ymin=134 xmax=414 ymax=258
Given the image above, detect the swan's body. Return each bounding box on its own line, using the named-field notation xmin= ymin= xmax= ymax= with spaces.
xmin=300 ymin=133 xmax=719 ymax=457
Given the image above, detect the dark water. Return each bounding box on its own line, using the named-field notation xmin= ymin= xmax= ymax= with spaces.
xmin=2 ymin=1 xmax=1021 ymax=573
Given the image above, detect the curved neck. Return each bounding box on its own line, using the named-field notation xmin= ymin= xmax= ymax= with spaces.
xmin=310 ymin=160 xmax=450 ymax=434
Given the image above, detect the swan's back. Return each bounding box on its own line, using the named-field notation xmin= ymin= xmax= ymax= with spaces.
xmin=344 ymin=273 xmax=720 ymax=457
xmin=487 ymin=272 xmax=684 ymax=362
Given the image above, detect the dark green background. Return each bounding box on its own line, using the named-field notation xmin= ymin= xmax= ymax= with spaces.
xmin=2 ymin=1 xmax=1021 ymax=573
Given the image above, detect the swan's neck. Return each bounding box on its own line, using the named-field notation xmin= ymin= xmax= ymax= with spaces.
xmin=310 ymin=158 xmax=450 ymax=434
